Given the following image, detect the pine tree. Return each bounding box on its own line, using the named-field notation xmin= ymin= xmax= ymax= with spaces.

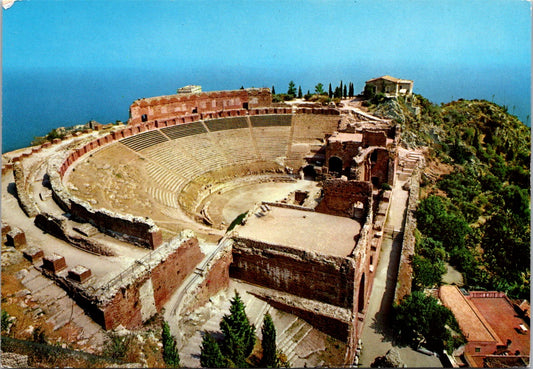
xmin=328 ymin=83 xmax=333 ymax=98
xmin=287 ymin=81 xmax=297 ymax=97
xmin=272 ymin=85 xmax=276 ymax=95
xmin=200 ymin=333 xmax=227 ymax=368
xmin=219 ymin=291 xmax=256 ymax=367
xmin=261 ymin=314 xmax=278 ymax=368
xmin=298 ymin=86 xmax=302 ymax=99
xmin=162 ymin=321 xmax=180 ymax=368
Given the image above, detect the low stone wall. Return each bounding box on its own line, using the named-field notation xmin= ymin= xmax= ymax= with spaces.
xmin=12 ymin=161 xmax=40 ymax=217
xmin=34 ymin=213 xmax=115 ymax=256
xmin=295 ymin=107 xmax=340 ymax=115
xmin=394 ymin=168 xmax=420 ymax=304
xmin=69 ymin=200 xmax=162 ymax=249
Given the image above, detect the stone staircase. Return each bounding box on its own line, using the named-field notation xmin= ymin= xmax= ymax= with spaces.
xmin=397 ymin=150 xmax=425 ymax=181
xmin=14 ymin=266 xmax=105 ymax=351
xmin=177 ymin=287 xmax=341 ymax=368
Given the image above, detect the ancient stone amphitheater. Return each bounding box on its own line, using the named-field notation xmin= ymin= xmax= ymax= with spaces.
xmin=1 ymin=87 xmax=423 ymax=366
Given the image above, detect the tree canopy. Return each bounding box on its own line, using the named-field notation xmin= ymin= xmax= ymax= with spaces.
xmin=162 ymin=321 xmax=180 ymax=368
xmin=261 ymin=313 xmax=277 ymax=368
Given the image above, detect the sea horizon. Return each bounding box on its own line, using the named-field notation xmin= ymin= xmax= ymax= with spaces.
xmin=2 ymin=63 xmax=530 ymax=154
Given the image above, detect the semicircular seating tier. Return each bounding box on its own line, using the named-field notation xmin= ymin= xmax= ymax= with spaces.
xmin=67 ymin=113 xmax=340 ymax=220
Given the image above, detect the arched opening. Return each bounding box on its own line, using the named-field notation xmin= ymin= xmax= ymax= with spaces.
xmin=141 ymin=114 xmax=148 ymax=122
xmin=303 ymin=164 xmax=316 ymax=179
xmin=358 ymin=273 xmax=365 ymax=313
xmin=328 ymin=156 xmax=343 ymax=175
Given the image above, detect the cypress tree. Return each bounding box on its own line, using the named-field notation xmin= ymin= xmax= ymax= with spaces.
xmin=162 ymin=321 xmax=180 ymax=368
xmin=339 ymin=81 xmax=343 ymax=98
xmin=272 ymin=85 xmax=276 ymax=95
xmin=219 ymin=291 xmax=256 ymax=367
xmin=349 ymin=82 xmax=354 ymax=98
xmin=334 ymin=86 xmax=341 ymax=99
xmin=261 ymin=314 xmax=278 ymax=368
xmin=200 ymin=333 xmax=227 ymax=368
xmin=343 ymin=84 xmax=347 ymax=98
xmin=298 ymin=86 xmax=303 ymax=99
xmin=328 ymin=83 xmax=333 ymax=98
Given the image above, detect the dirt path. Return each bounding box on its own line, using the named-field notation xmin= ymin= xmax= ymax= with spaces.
xmin=359 ymin=176 xmax=442 ymax=367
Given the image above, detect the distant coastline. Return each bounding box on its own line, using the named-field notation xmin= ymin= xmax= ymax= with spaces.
xmin=2 ymin=66 xmax=530 ymax=154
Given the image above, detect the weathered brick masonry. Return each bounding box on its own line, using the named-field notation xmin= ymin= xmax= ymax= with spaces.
xmin=231 ymin=239 xmax=356 ymax=308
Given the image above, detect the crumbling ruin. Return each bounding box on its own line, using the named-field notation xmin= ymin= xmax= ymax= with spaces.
xmin=1 ymin=86 xmax=411 ymax=365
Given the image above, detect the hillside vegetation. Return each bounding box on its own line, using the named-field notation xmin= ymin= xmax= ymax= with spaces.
xmin=370 ymin=94 xmax=530 ymax=299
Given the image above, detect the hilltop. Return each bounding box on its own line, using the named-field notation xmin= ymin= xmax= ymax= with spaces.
xmin=367 ymin=93 xmax=530 ymax=299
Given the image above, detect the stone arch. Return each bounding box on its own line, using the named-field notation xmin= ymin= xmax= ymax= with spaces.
xmin=303 ymin=164 xmax=316 ymax=178
xmin=358 ymin=273 xmax=365 ymax=313
xmin=328 ymin=156 xmax=343 ymax=174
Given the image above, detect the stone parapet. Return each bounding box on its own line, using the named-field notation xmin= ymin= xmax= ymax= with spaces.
xmin=394 ymin=167 xmax=421 ymax=304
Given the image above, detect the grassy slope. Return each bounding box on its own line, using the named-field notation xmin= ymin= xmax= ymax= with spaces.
xmin=370 ymin=95 xmax=530 ymax=299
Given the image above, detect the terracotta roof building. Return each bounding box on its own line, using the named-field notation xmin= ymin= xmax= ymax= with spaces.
xmin=365 ymin=75 xmax=413 ymax=97
xmin=439 ymin=285 xmax=530 ymax=367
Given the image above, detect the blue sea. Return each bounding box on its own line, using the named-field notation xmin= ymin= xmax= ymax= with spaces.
xmin=2 ymin=63 xmax=530 ymax=153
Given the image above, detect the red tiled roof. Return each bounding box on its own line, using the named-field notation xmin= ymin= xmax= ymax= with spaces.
xmin=365 ymin=75 xmax=413 ymax=84
xmin=439 ymin=285 xmax=501 ymax=343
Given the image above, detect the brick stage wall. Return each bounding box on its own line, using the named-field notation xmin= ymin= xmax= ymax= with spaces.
xmin=230 ymin=239 xmax=356 ymax=309
xmin=315 ymin=180 xmax=372 ymax=218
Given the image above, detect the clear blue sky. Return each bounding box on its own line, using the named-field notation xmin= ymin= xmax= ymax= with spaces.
xmin=4 ymin=0 xmax=530 ymax=73
xmin=1 ymin=0 xmax=531 ymax=153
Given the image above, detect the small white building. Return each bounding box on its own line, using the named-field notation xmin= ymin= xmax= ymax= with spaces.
xmin=365 ymin=76 xmax=413 ymax=97
xmin=177 ymin=85 xmax=202 ymax=94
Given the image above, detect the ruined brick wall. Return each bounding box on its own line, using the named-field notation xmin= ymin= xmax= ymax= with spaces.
xmin=315 ymin=179 xmax=372 ymax=218
xmin=181 ymin=244 xmax=233 ymax=315
xmin=151 ymin=237 xmax=204 ymax=310
xmin=325 ymin=141 xmax=363 ymax=172
xmin=231 ymin=239 xmax=356 ymax=309
xmin=102 ymin=283 xmax=144 ymax=330
xmin=67 ymin=236 xmax=205 ymax=330
xmin=246 ymin=88 xmax=272 ymax=108
xmin=363 ymin=130 xmax=387 ymax=147
xmin=128 ymin=88 xmax=271 ymax=125
xmin=69 ymin=201 xmax=162 ymax=249
xmin=368 ymin=148 xmax=391 ymax=185
xmin=34 ymin=213 xmax=115 ymax=256
xmin=267 ymin=298 xmax=354 ymax=343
